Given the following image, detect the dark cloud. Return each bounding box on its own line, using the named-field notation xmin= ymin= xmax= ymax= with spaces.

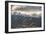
xmin=15 ymin=6 xmax=41 ymax=11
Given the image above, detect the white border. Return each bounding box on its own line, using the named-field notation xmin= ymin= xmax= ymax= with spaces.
xmin=8 ymin=3 xmax=44 ymax=32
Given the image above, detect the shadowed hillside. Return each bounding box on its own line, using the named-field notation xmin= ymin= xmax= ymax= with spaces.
xmin=11 ymin=14 xmax=41 ymax=28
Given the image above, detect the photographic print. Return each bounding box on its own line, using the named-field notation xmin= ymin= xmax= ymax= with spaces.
xmin=11 ymin=5 xmax=41 ymax=28
xmin=5 ymin=1 xmax=45 ymax=33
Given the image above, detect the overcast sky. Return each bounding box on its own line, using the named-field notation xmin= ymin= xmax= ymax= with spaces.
xmin=11 ymin=5 xmax=41 ymax=11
